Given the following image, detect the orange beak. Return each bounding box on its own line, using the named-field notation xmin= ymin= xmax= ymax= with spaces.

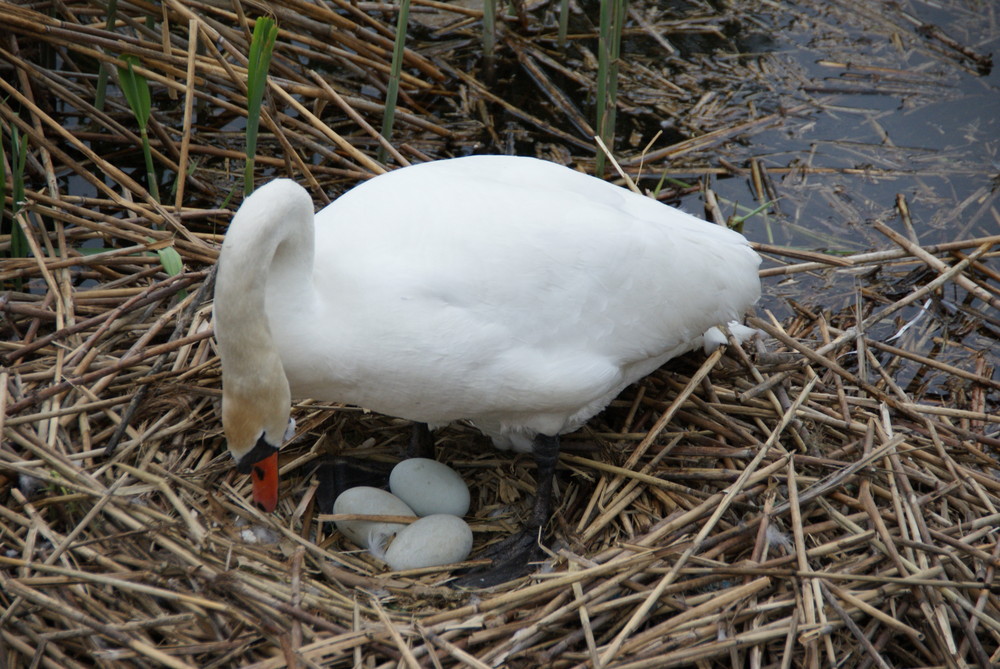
xmin=251 ymin=452 xmax=279 ymax=512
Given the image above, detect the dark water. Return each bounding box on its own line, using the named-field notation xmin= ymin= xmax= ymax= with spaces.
xmin=653 ymin=0 xmax=999 ymax=399
xmin=684 ymin=0 xmax=998 ymax=267
xmin=640 ymin=1 xmax=1000 ymax=376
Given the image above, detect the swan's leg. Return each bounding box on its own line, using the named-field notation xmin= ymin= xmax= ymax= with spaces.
xmin=453 ymin=433 xmax=559 ymax=588
xmin=407 ymin=422 xmax=435 ymax=459
xmin=318 ymin=423 xmax=435 ymax=511
xmin=527 ymin=433 xmax=559 ymax=529
xmin=314 ymin=456 xmax=393 ymax=511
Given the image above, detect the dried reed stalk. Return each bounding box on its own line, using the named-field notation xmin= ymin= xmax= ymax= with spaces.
xmin=2 ymin=0 xmax=998 ymax=667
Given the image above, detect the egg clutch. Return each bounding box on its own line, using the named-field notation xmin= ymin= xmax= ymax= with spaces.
xmin=332 ymin=458 xmax=473 ymax=571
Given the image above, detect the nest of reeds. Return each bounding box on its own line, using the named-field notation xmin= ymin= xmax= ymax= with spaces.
xmin=2 ymin=0 xmax=998 ymax=667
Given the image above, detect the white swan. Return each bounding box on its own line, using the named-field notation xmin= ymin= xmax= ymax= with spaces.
xmin=214 ymin=155 xmax=760 ymax=580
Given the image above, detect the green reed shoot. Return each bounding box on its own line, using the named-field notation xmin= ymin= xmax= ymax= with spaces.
xmin=94 ymin=0 xmax=120 ymax=110
xmin=2 ymin=122 xmax=29 ymax=290
xmin=595 ymin=0 xmax=626 ymax=174
xmin=117 ymin=55 xmax=159 ymax=203
xmin=379 ymin=0 xmax=411 ymax=163
xmin=728 ymin=200 xmax=775 ymax=233
xmin=557 ymin=0 xmax=570 ymax=48
xmin=5 ymin=122 xmax=29 ymax=260
xmin=245 ymin=16 xmax=278 ymax=196
xmin=116 ymin=57 xmax=186 ymax=286
xmin=1 ymin=128 xmax=6 ymax=237
xmin=482 ymin=0 xmax=496 ymax=76
xmin=0 ymin=129 xmax=4 ymax=230
xmin=156 ymin=241 xmax=184 ymax=286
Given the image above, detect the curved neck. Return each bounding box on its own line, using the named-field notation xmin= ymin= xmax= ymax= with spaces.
xmin=213 ymin=179 xmax=316 ymax=457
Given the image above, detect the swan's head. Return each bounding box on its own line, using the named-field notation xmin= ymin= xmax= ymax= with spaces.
xmin=221 ymin=375 xmax=295 ymax=513
xmin=215 ymin=179 xmax=311 ymax=512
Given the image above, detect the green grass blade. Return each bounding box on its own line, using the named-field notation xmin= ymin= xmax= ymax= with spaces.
xmin=139 ymin=128 xmax=160 ymax=203
xmin=1 ymin=125 xmax=6 ymax=232
xmin=482 ymin=0 xmax=495 ymax=76
xmin=117 ymin=55 xmax=159 ymax=201
xmin=595 ymin=0 xmax=626 ymax=174
xmin=378 ymin=0 xmax=411 ymax=164
xmin=94 ymin=0 xmax=120 ymax=110
xmin=12 ymin=124 xmax=27 ymax=206
xmin=607 ymin=0 xmax=625 ymax=148
xmin=595 ymin=1 xmax=611 ymax=174
xmin=3 ymin=122 xmax=29 ymax=290
xmin=557 ymin=0 xmax=570 ymax=48
xmin=157 ymin=245 xmax=184 ymax=277
xmin=244 ymin=16 xmax=279 ymax=197
xmin=152 ymin=243 xmax=186 ymax=299
xmin=117 ymin=55 xmax=150 ymax=131
xmin=728 ymin=199 xmax=776 ymax=233
xmin=220 ymin=186 xmax=238 ymax=210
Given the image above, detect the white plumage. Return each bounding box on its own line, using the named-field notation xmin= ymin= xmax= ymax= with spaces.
xmin=214 ymin=155 xmax=760 ymax=515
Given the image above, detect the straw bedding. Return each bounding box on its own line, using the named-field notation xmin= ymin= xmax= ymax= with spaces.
xmin=2 ymin=0 xmax=998 ymax=667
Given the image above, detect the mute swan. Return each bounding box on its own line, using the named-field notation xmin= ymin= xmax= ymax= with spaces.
xmin=214 ymin=155 xmax=761 ymax=583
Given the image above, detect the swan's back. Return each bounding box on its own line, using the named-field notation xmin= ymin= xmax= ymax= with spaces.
xmin=272 ymin=156 xmax=760 ymax=449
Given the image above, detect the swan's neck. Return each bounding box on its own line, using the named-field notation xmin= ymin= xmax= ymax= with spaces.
xmin=214 ymin=180 xmax=316 ymax=457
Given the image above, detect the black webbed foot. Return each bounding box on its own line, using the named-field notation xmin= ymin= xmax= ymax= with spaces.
xmin=451 ymin=527 xmax=545 ymax=588
xmin=450 ymin=433 xmax=560 ymax=588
